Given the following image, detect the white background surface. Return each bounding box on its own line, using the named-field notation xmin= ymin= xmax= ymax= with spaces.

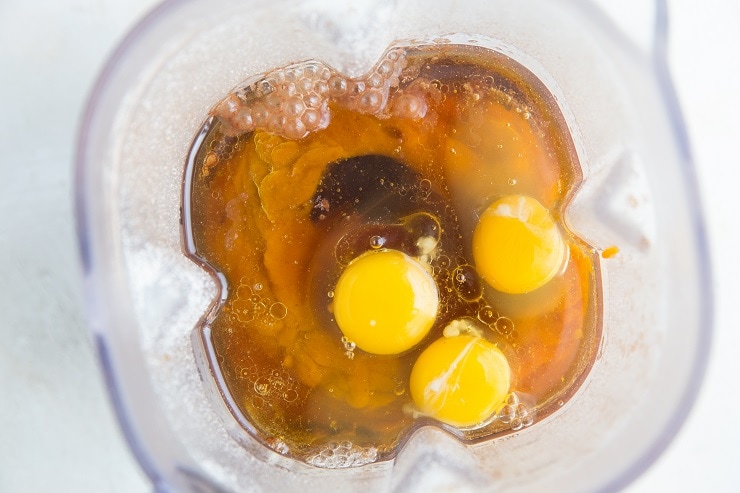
xmin=0 ymin=1 xmax=737 ymax=491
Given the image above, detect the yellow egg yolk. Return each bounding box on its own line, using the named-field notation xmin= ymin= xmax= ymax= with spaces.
xmin=333 ymin=249 xmax=439 ymax=355
xmin=410 ymin=334 xmax=511 ymax=428
xmin=473 ymin=194 xmax=566 ymax=294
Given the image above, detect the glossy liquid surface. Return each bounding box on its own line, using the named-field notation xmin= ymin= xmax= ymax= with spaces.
xmin=185 ymin=43 xmax=600 ymax=466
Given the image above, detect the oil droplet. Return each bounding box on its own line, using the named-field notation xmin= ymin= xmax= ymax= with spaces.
xmin=269 ymin=302 xmax=288 ymax=319
xmin=477 ymin=305 xmax=497 ymax=325
xmin=602 ymin=245 xmax=620 ymax=258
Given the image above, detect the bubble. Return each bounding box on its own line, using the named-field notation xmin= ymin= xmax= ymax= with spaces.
xmin=251 ymin=103 xmax=269 ymax=126
xmin=516 ymin=403 xmax=529 ymax=418
xmin=437 ymin=255 xmax=451 ymax=269
xmin=327 ymin=290 xmax=335 ymax=298
xmin=267 ymin=113 xmax=288 ymax=130
xmin=452 ymin=264 xmax=482 ymax=301
xmin=328 ymin=76 xmax=347 ymax=95
xmin=269 ymin=302 xmax=288 ymax=319
xmin=304 ymin=63 xmax=319 ymax=78
xmin=257 ymin=79 xmax=274 ymax=96
xmin=367 ymin=72 xmax=384 ymax=88
xmin=506 ymin=392 xmax=520 ymax=406
xmin=508 ymin=178 xmax=517 ymax=186
xmin=378 ymin=59 xmax=394 ymax=77
xmin=268 ymin=438 xmax=290 ymax=455
xmin=349 ymin=81 xmax=366 ymax=96
xmin=359 ymin=89 xmax=383 ymax=112
xmin=305 ymin=93 xmax=322 ymax=108
xmin=236 ymin=108 xmax=254 ymax=130
xmin=254 ymin=376 xmax=270 ymax=396
xmin=370 ymin=236 xmax=385 ymax=249
xmin=298 ymin=77 xmax=314 ymax=93
xmin=314 ymin=80 xmax=329 ymax=95
xmin=341 ymin=336 xmax=356 ymax=352
xmin=498 ymin=404 xmax=515 ymax=424
xmin=284 ymin=96 xmax=305 ymax=117
xmin=302 ymin=108 xmax=323 ymax=130
xmin=282 ymin=118 xmax=307 ymax=140
xmin=477 ymin=305 xmax=498 ymax=325
xmin=253 ymin=283 xmax=263 ymax=291
xmin=493 ymin=316 xmax=514 ymax=336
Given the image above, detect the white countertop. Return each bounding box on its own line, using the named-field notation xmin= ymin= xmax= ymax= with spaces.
xmin=0 ymin=1 xmax=737 ymax=491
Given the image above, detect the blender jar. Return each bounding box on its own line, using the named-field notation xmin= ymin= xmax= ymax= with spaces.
xmin=75 ymin=0 xmax=711 ymax=492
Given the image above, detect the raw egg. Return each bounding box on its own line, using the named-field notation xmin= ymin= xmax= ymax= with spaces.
xmin=473 ymin=194 xmax=566 ymax=294
xmin=410 ymin=333 xmax=511 ymax=427
xmin=333 ymin=249 xmax=439 ymax=355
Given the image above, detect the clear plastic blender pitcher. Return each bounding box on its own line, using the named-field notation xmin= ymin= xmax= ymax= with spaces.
xmin=75 ymin=0 xmax=711 ymax=491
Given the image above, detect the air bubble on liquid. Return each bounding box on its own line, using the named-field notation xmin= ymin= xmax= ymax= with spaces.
xmin=493 ymin=316 xmax=514 ymax=336
xmin=369 ymin=235 xmax=385 ymax=249
xmin=282 ymin=388 xmax=298 ymax=402
xmin=268 ymin=438 xmax=290 ymax=455
xmin=329 ymin=76 xmax=348 ymax=95
xmin=341 ymin=336 xmax=356 ymax=352
xmin=436 ymin=255 xmax=451 ymax=270
xmin=515 ymin=403 xmax=529 ymax=419
xmin=452 ymin=264 xmax=482 ymax=302
xmin=495 ymin=393 xmax=535 ymax=430
xmin=477 ymin=305 xmax=498 ymax=325
xmin=254 ymin=376 xmax=270 ymax=396
xmin=269 ymin=302 xmax=288 ymax=320
xmin=305 ymin=442 xmax=378 ymax=469
xmin=404 ymin=212 xmax=441 ymax=248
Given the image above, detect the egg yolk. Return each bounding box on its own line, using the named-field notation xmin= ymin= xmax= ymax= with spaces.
xmin=410 ymin=334 xmax=511 ymax=428
xmin=333 ymin=249 xmax=439 ymax=355
xmin=473 ymin=194 xmax=566 ymax=294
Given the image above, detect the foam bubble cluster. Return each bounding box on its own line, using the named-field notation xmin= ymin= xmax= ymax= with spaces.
xmin=228 ymin=277 xmax=287 ymax=327
xmin=212 ymin=48 xmax=409 ymax=140
xmin=305 ymin=441 xmax=378 ymax=468
xmin=496 ymin=392 xmax=534 ymax=431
